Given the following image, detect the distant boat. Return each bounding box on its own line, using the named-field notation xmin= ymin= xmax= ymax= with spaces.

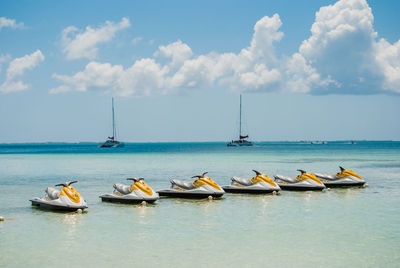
xmin=99 ymin=98 xmax=124 ymax=148
xmin=227 ymin=95 xmax=253 ymax=147
xmin=310 ymin=141 xmax=327 ymax=144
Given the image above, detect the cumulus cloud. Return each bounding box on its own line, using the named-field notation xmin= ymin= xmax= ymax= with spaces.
xmin=290 ymin=0 xmax=384 ymax=94
xmin=374 ymin=39 xmax=400 ymax=93
xmin=50 ymin=59 xmax=169 ymax=97
xmin=52 ymin=14 xmax=284 ymax=95
xmin=62 ymin=17 xmax=130 ymax=60
xmin=0 ymin=17 xmax=24 ymax=30
xmin=51 ymin=0 xmax=400 ymax=96
xmin=155 ymin=40 xmax=193 ymax=68
xmin=0 ymin=50 xmax=45 ymax=93
xmin=50 ymin=62 xmax=123 ymax=93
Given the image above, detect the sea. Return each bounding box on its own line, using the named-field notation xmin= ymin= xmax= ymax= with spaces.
xmin=0 ymin=141 xmax=399 ymax=267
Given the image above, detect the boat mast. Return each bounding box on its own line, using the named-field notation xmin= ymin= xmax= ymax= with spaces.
xmin=239 ymin=94 xmax=242 ymax=138
xmin=112 ymin=97 xmax=116 ymax=139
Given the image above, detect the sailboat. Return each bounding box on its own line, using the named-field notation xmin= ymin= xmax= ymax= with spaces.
xmin=99 ymin=98 xmax=124 ymax=148
xmin=227 ymin=95 xmax=253 ymax=146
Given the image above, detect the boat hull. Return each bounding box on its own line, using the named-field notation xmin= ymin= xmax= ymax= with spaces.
xmin=222 ymin=187 xmax=276 ymax=194
xmin=30 ymin=199 xmax=87 ymax=212
xmin=157 ymin=190 xmax=224 ymax=199
xmin=323 ymin=181 xmax=366 ymax=188
xmin=278 ymin=185 xmax=325 ymax=191
xmin=100 ymin=196 xmax=157 ymax=204
xmin=99 ymin=142 xmax=124 ymax=148
xmin=227 ymin=140 xmax=254 ymax=146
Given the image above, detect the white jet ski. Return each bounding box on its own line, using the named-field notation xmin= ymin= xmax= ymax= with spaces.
xmin=99 ymin=177 xmax=159 ymax=203
xmin=274 ymin=170 xmax=326 ymax=191
xmin=157 ymin=172 xmax=225 ymax=199
xmin=30 ymin=181 xmax=88 ymax=211
xmin=314 ymin=166 xmax=366 ymax=188
xmin=222 ymin=170 xmax=280 ymax=194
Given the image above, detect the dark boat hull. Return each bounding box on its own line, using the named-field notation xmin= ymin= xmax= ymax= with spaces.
xmin=222 ymin=187 xmax=276 ymax=194
xmin=99 ymin=142 xmax=124 ymax=148
xmin=278 ymin=185 xmax=325 ymax=191
xmin=323 ymin=181 xmax=366 ymax=188
xmin=100 ymin=196 xmax=157 ymax=204
xmin=157 ymin=191 xmax=224 ymax=199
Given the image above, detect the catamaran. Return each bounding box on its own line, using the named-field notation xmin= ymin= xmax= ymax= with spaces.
xmin=99 ymin=98 xmax=124 ymax=148
xmin=227 ymin=95 xmax=253 ymax=146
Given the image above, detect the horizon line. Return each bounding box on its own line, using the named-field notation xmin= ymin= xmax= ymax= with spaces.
xmin=0 ymin=140 xmax=398 ymax=145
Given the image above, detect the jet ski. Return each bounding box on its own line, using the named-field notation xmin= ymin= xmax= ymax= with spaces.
xmin=30 ymin=181 xmax=88 ymax=211
xmin=222 ymin=170 xmax=280 ymax=194
xmin=314 ymin=166 xmax=366 ymax=188
xmin=274 ymin=170 xmax=326 ymax=191
xmin=157 ymin=172 xmax=225 ymax=199
xmin=99 ymin=177 xmax=159 ymax=203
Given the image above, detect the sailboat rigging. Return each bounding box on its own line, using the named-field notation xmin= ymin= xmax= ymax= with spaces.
xmin=227 ymin=94 xmax=253 ymax=146
xmin=99 ymin=98 xmax=124 ymax=148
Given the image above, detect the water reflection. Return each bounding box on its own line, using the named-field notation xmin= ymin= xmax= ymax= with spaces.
xmin=62 ymin=212 xmax=83 ymax=225
xmin=331 ymin=186 xmax=366 ymax=199
xmin=288 ymin=190 xmax=325 ymax=201
xmin=61 ymin=213 xmax=82 ymax=239
xmin=131 ymin=202 xmax=155 ymax=225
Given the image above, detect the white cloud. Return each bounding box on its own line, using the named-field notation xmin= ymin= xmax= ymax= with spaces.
xmin=50 ymin=62 xmax=123 ymax=93
xmin=155 ymin=40 xmax=193 ymax=68
xmin=51 ymin=0 xmax=400 ymax=96
xmin=0 ymin=50 xmax=45 ymax=94
xmin=51 ymin=14 xmax=284 ymax=96
xmin=0 ymin=17 xmax=24 ymax=30
xmin=50 ymin=59 xmax=168 ymax=96
xmin=290 ymin=0 xmax=395 ymax=94
xmin=299 ymin=0 xmax=376 ymax=59
xmin=62 ymin=17 xmax=130 ymax=60
xmin=374 ymin=39 xmax=400 ymax=93
xmin=117 ymin=59 xmax=168 ymax=96
xmin=164 ymin=13 xmax=284 ymax=92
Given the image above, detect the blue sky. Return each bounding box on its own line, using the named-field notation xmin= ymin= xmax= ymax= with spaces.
xmin=0 ymin=0 xmax=399 ymax=142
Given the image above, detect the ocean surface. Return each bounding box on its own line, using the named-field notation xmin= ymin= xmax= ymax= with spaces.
xmin=0 ymin=141 xmax=399 ymax=267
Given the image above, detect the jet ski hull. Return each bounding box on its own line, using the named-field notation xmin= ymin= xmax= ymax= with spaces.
xmin=322 ymin=181 xmax=366 ymax=188
xmin=278 ymin=185 xmax=325 ymax=191
xmin=222 ymin=186 xmax=277 ymax=194
xmin=30 ymin=199 xmax=87 ymax=212
xmin=157 ymin=190 xmax=224 ymax=199
xmin=99 ymin=195 xmax=158 ymax=204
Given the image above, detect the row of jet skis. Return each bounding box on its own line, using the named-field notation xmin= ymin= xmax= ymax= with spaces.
xmin=30 ymin=167 xmax=367 ymax=212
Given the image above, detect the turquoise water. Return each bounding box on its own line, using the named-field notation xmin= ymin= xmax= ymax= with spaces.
xmin=0 ymin=142 xmax=399 ymax=267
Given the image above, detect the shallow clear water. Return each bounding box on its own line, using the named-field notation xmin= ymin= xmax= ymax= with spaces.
xmin=0 ymin=142 xmax=399 ymax=267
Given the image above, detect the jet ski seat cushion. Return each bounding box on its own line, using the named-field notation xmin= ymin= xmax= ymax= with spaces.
xmin=274 ymin=175 xmax=298 ymax=183
xmin=231 ymin=177 xmax=253 ymax=186
xmin=314 ymin=173 xmax=338 ymax=180
xmin=113 ymin=183 xmax=132 ymax=195
xmin=170 ymin=179 xmax=196 ymax=190
xmin=45 ymin=187 xmax=60 ymax=200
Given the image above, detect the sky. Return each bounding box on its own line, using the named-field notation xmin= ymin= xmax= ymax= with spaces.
xmin=0 ymin=0 xmax=399 ymax=143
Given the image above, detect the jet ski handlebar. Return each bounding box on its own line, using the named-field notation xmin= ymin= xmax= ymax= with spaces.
xmin=252 ymin=170 xmax=261 ymax=176
xmin=55 ymin=181 xmax=78 ymax=187
xmin=297 ymin=169 xmax=306 ymax=174
xmin=127 ymin=177 xmax=144 ymax=182
xmin=191 ymin=172 xmax=208 ymax=179
xmin=339 ymin=166 xmax=345 ymax=172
